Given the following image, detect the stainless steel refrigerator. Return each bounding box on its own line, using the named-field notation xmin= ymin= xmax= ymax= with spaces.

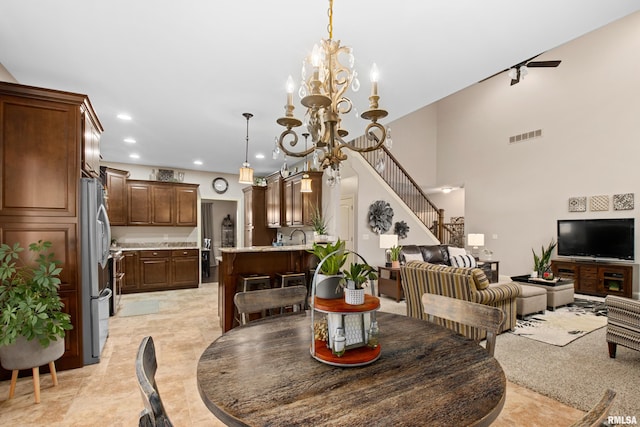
xmin=80 ymin=178 xmax=112 ymax=365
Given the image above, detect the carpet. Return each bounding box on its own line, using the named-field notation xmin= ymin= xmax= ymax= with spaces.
xmin=512 ymin=299 xmax=608 ymax=346
xmin=119 ymin=300 xmax=160 ymax=317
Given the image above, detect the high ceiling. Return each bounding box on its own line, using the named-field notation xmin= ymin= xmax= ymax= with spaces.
xmin=1 ymin=1 xmax=639 ymax=177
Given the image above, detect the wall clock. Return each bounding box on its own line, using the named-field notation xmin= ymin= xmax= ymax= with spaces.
xmin=212 ymin=177 xmax=229 ymax=194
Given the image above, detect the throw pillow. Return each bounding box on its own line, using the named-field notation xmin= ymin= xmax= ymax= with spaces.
xmin=450 ymin=254 xmax=477 ymax=268
xmin=403 ymin=253 xmax=423 ymax=262
xmin=448 ymin=246 xmax=467 ymax=259
xmin=471 ymin=268 xmax=490 ymax=290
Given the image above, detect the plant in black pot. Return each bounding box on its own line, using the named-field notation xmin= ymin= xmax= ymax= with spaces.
xmin=308 ymin=239 xmax=348 ymax=299
xmin=0 ymin=240 xmax=73 ymax=399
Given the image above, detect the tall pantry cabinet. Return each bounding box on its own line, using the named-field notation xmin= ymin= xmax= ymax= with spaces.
xmin=0 ymin=81 xmax=103 ymax=377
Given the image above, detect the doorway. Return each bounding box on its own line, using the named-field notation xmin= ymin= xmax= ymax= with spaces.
xmin=201 ymin=199 xmax=237 ymax=282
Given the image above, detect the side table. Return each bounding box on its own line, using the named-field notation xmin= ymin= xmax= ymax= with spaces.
xmin=477 ymin=260 xmax=499 ymax=283
xmin=377 ymin=266 xmax=403 ymax=302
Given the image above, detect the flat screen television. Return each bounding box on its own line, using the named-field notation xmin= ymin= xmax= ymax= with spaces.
xmin=557 ymin=218 xmax=634 ymax=261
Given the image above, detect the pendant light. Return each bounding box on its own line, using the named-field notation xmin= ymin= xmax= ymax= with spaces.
xmin=238 ymin=112 xmax=254 ymax=184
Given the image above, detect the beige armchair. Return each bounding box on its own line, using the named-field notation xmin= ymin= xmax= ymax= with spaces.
xmin=606 ymin=295 xmax=640 ymax=358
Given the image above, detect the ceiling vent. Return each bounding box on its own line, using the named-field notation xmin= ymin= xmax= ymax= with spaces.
xmin=509 ymin=129 xmax=542 ymax=144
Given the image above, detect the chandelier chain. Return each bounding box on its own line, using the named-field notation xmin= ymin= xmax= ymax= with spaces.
xmin=327 ymin=0 xmax=333 ymax=39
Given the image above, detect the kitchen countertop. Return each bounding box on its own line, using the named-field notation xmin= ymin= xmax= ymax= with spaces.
xmin=219 ymin=244 xmax=312 ymax=253
xmin=114 ymin=245 xmax=199 ymax=251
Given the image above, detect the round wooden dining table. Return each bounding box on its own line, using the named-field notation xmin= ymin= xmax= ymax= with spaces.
xmin=197 ymin=311 xmax=505 ymax=427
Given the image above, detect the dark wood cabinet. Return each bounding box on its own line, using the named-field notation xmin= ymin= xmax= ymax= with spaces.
xmin=243 ymin=186 xmax=276 ymax=246
xmin=0 ymin=81 xmax=103 ymax=375
xmin=121 ymin=249 xmax=199 ymax=293
xmin=283 ymin=172 xmax=323 ymax=227
xmin=122 ymin=250 xmax=140 ymax=292
xmin=266 ymin=173 xmax=283 ymax=228
xmin=101 ymin=167 xmax=129 ymax=226
xmin=126 ymin=180 xmax=198 ymax=226
xmin=551 ymin=259 xmax=637 ymax=298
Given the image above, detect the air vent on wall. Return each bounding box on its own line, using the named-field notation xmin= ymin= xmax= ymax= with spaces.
xmin=509 ymin=129 xmax=542 ymax=144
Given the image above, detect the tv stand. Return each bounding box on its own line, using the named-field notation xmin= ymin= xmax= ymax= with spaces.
xmin=551 ymin=259 xmax=638 ymax=299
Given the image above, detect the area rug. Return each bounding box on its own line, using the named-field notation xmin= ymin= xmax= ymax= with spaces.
xmin=119 ymin=300 xmax=160 ymax=317
xmin=512 ymin=299 xmax=607 ymax=346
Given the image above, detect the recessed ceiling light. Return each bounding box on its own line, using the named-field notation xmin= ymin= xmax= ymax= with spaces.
xmin=117 ymin=113 xmax=132 ymax=121
xmin=255 ymin=153 xmax=265 ymax=159
xmin=129 ymin=153 xmax=140 ymax=159
xmin=193 ymin=160 xmax=203 ymax=165
xmin=124 ymin=137 xmax=136 ymax=143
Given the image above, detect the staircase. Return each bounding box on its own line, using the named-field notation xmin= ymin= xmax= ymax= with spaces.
xmin=353 ymin=135 xmax=464 ymax=247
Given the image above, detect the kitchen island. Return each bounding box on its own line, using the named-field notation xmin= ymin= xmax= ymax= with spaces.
xmin=218 ymin=245 xmax=317 ymax=332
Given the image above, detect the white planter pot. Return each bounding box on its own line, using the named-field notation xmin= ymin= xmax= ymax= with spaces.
xmin=344 ymin=288 xmax=365 ymax=305
xmin=313 ymin=232 xmax=329 ymax=243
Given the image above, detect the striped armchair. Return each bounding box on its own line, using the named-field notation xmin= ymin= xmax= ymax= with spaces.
xmin=606 ymin=295 xmax=640 ymax=358
xmin=400 ymin=260 xmax=520 ymax=340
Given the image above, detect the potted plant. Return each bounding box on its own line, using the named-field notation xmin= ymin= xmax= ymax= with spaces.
xmin=532 ymin=239 xmax=557 ymax=279
xmin=0 ymin=240 xmax=72 ymax=376
xmin=339 ymin=262 xmax=378 ymax=305
xmin=308 ymin=239 xmax=348 ymax=299
xmin=389 ymin=245 xmax=403 ymax=268
xmin=310 ymin=206 xmax=329 ymax=242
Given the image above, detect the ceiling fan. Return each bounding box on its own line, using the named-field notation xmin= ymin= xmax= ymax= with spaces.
xmin=479 ymin=53 xmax=561 ymax=85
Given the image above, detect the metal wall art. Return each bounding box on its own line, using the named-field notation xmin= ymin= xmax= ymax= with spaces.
xmin=568 ymin=197 xmax=586 ymax=212
xmin=613 ymin=193 xmax=634 ymax=211
xmin=368 ymin=200 xmax=394 ymax=234
xmin=590 ymin=195 xmax=609 ymax=212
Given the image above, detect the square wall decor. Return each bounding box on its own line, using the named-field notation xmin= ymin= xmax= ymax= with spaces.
xmin=568 ymin=197 xmax=586 ymax=212
xmin=590 ymin=195 xmax=609 ymax=212
xmin=613 ymin=193 xmax=634 ymax=211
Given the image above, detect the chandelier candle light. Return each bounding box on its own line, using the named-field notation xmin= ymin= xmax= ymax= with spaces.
xmin=276 ymin=0 xmax=388 ymax=186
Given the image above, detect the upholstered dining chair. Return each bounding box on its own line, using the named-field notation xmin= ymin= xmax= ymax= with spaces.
xmin=569 ymin=388 xmax=616 ymax=427
xmin=136 ymin=336 xmax=173 ymax=427
xmin=234 ymin=285 xmax=308 ymax=325
xmin=606 ymin=295 xmax=640 ymax=358
xmin=421 ymin=293 xmax=505 ymax=356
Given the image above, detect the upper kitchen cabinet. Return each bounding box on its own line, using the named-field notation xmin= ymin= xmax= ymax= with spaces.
xmin=283 ymin=172 xmax=323 ymax=227
xmin=81 ymin=106 xmax=103 ymax=178
xmin=126 ymin=180 xmax=198 ymax=227
xmin=266 ymin=172 xmax=283 ymax=228
xmin=101 ymin=167 xmax=129 ymax=226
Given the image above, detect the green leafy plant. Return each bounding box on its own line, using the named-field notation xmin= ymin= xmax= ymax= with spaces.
xmin=310 ymin=205 xmax=328 ymax=235
xmin=339 ymin=263 xmax=378 ymax=289
xmin=389 ymin=245 xmax=403 ymax=262
xmin=532 ymin=239 xmax=557 ymax=276
xmin=0 ymin=240 xmax=72 ymax=348
xmin=308 ymin=239 xmax=348 ymax=275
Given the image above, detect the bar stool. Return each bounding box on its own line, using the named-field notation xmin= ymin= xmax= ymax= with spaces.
xmin=237 ymin=274 xmax=271 ymax=292
xmin=276 ymin=272 xmax=307 ymax=312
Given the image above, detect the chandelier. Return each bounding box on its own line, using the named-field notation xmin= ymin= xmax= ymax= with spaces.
xmin=276 ymin=0 xmax=388 ymax=185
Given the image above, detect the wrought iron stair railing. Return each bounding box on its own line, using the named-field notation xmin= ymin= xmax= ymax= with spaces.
xmin=353 ymin=135 xmax=462 ymax=246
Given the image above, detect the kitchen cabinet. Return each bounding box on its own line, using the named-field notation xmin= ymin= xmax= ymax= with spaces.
xmin=101 ymin=167 xmax=129 ymax=226
xmin=126 ymin=181 xmax=198 ymax=226
xmin=0 ymin=81 xmax=103 ymax=376
xmin=266 ymin=172 xmax=283 ymax=228
xmin=283 ymin=172 xmax=323 ymax=226
xmin=121 ymin=249 xmax=199 ymax=293
xmin=243 ymin=186 xmax=276 ymax=246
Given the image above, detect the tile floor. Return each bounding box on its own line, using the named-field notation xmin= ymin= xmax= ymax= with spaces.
xmin=0 ymin=282 xmax=584 ymax=426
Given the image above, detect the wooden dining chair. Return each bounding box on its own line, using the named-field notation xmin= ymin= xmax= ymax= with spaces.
xmin=135 ymin=336 xmax=174 ymax=427
xmin=421 ymin=293 xmax=505 ymax=356
xmin=234 ymin=285 xmax=308 ymax=325
xmin=569 ymin=388 xmax=616 ymax=427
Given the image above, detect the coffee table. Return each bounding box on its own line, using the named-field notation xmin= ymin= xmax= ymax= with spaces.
xmin=511 ymin=275 xmax=575 ymax=310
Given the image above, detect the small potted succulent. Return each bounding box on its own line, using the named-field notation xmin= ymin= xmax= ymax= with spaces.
xmin=310 ymin=206 xmax=329 ymax=243
xmin=339 ymin=262 xmax=378 ymax=305
xmin=308 ymin=239 xmax=348 ymax=299
xmin=389 ymin=245 xmax=403 ymax=268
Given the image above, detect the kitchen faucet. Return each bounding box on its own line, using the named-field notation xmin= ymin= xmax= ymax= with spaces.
xmin=289 ymin=229 xmax=307 ymax=245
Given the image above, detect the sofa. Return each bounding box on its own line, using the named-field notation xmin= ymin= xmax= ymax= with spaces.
xmin=400 ymin=244 xmax=453 ymax=265
xmin=400 ymin=260 xmax=521 ymax=340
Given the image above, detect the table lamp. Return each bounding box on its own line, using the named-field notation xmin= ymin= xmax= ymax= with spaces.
xmin=468 ymin=233 xmax=485 ymax=257
xmin=379 ymin=234 xmax=398 ymax=267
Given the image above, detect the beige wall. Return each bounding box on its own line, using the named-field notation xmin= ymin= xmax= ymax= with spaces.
xmin=0 ymin=62 xmax=18 ymax=83
xmin=435 ymin=11 xmax=640 ymax=282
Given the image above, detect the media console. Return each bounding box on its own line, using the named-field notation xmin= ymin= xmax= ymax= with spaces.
xmin=551 ymin=259 xmax=638 ymax=299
